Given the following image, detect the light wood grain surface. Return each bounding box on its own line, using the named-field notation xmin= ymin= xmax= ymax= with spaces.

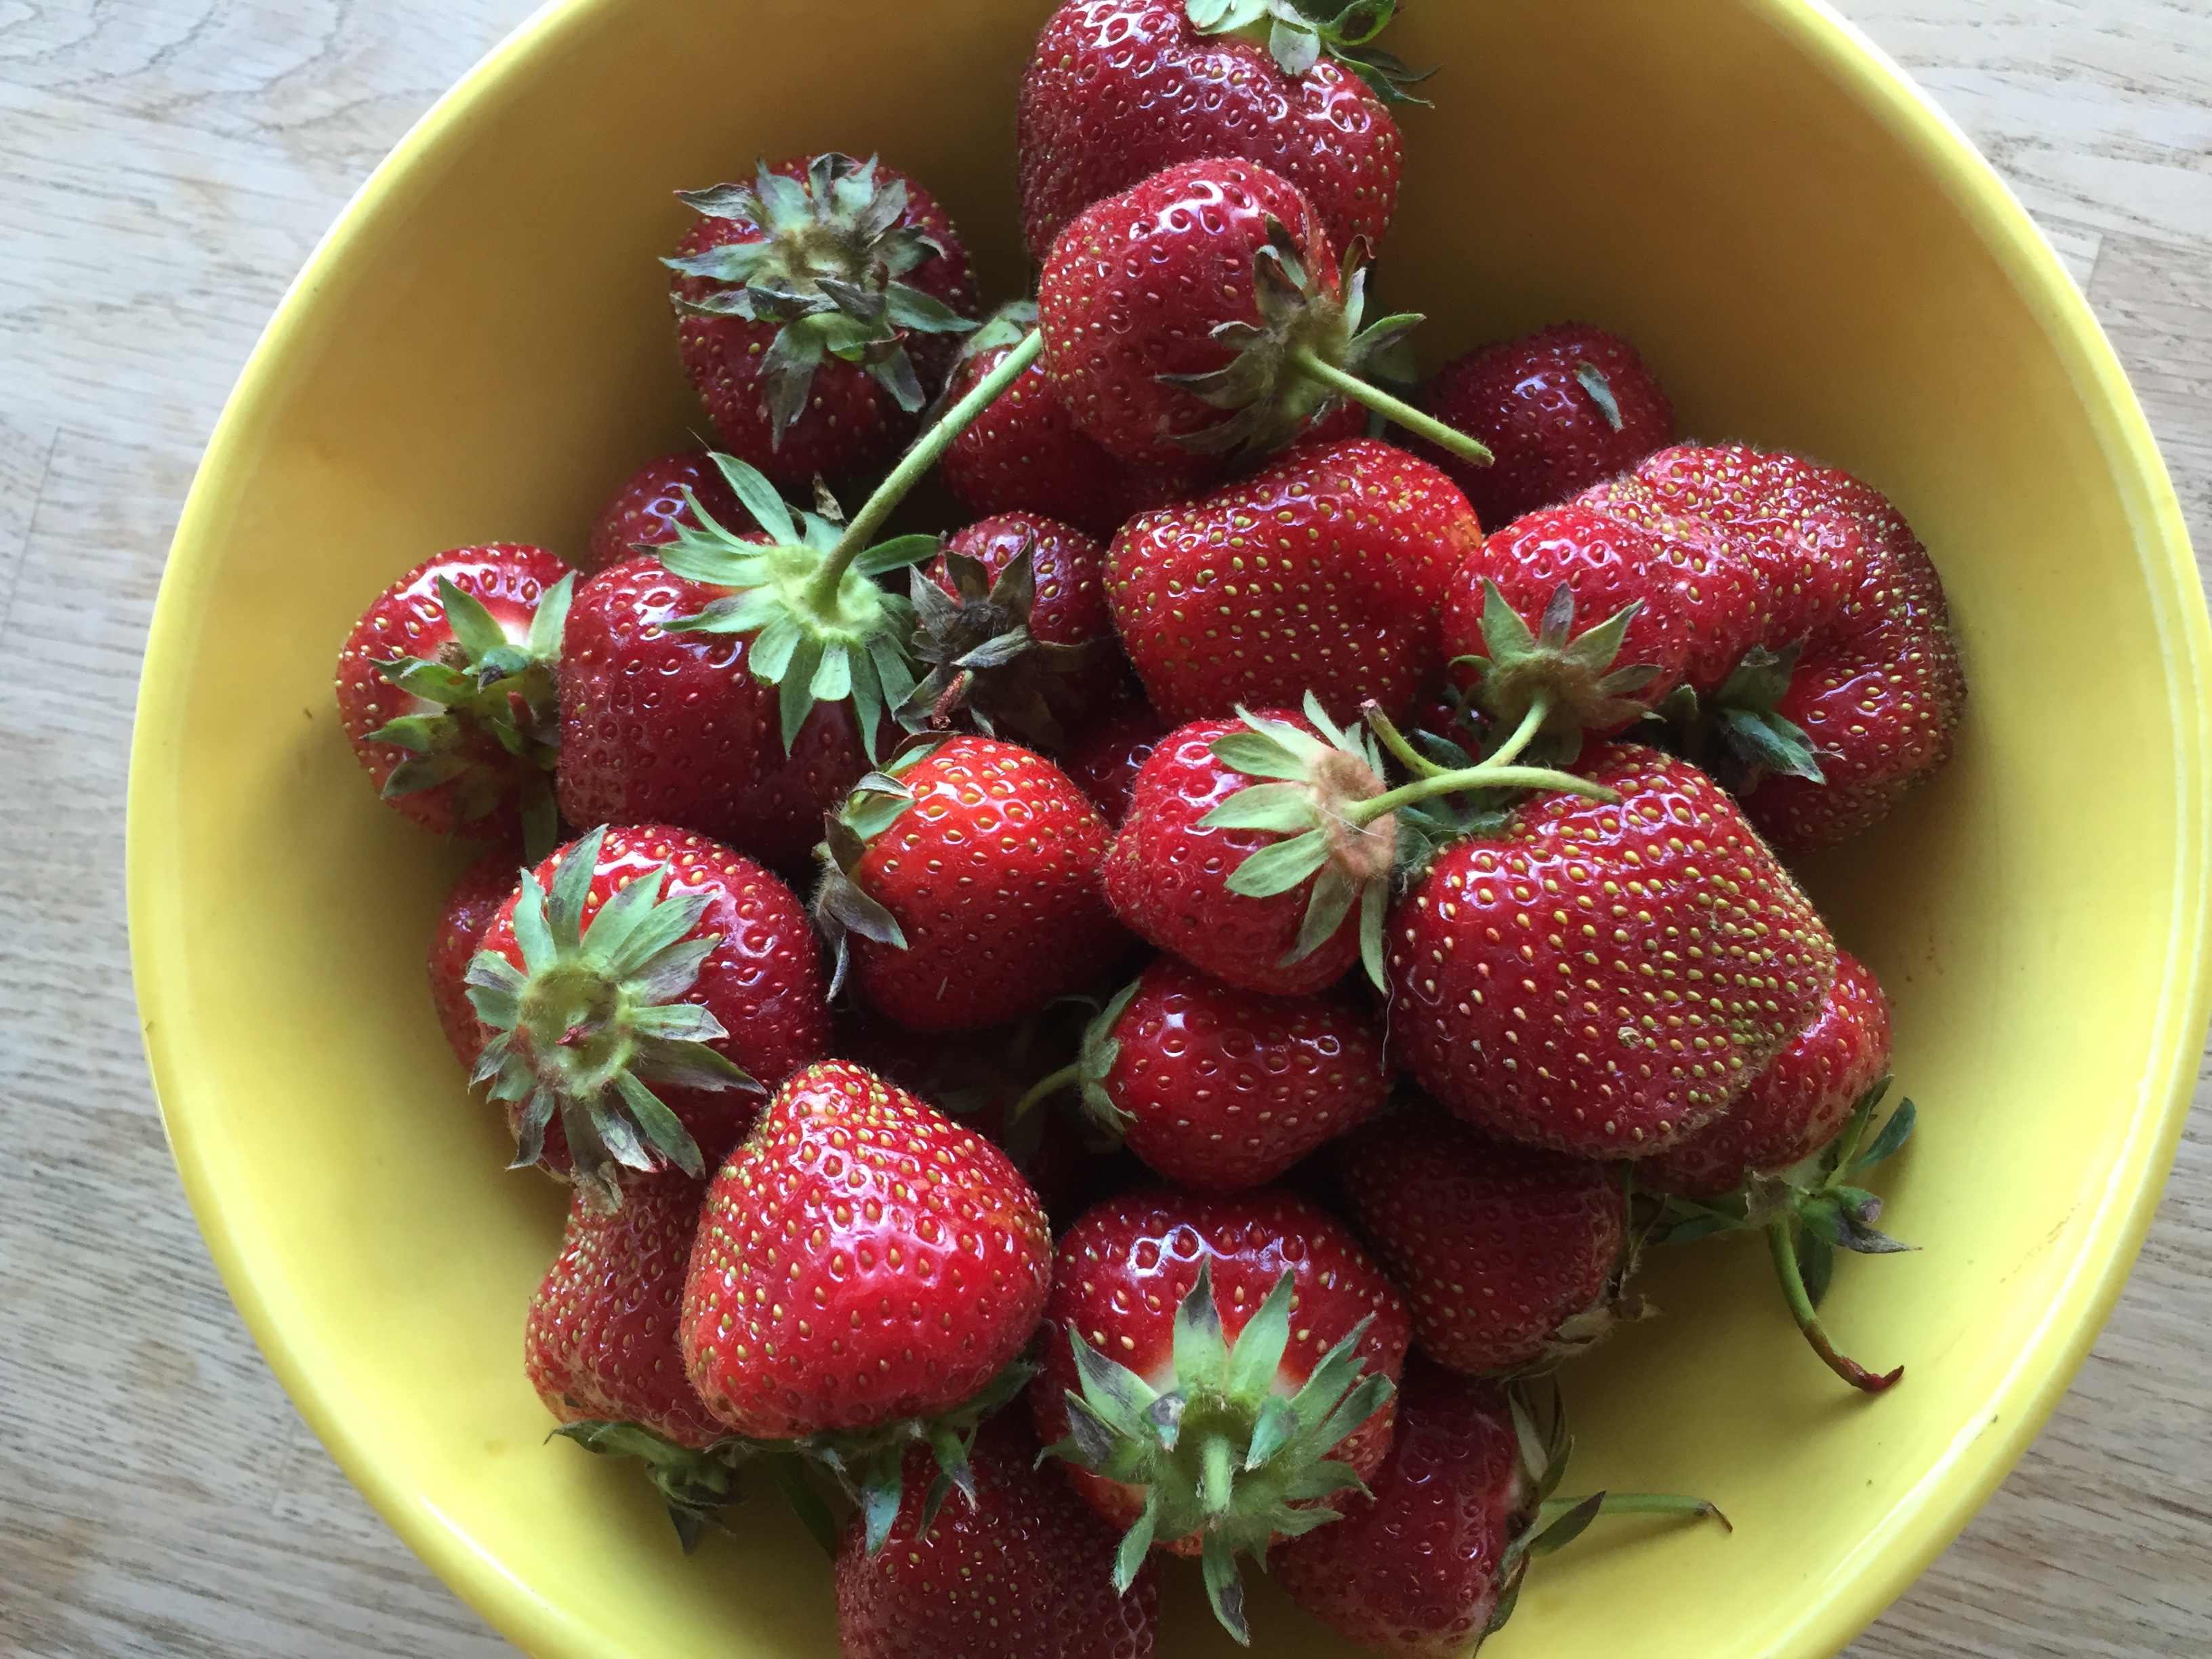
xmin=2 ymin=3 xmax=2207 ymax=1656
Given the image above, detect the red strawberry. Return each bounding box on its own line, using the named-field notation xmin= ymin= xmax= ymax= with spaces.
xmin=1338 ymin=1111 xmax=1637 ymax=1376
xmin=582 ymin=450 xmax=745 ymax=576
xmin=335 ymin=544 xmax=571 ymax=850
xmin=1062 ymin=691 xmax=1170 ymax=826
xmin=668 ymin=153 xmax=979 ymax=489
xmin=1017 ymin=0 xmax=1418 ymax=266
xmin=1416 ymin=323 xmax=1677 ymax=527
xmin=814 ymin=736 xmax=1129 ymax=1033
xmin=1067 ymin=956 xmax=1393 ymax=1190
xmin=427 ymin=850 xmax=518 ymax=1069
xmin=834 ymin=1413 xmax=1161 ymax=1659
xmin=472 ymin=825 xmax=830 ymax=1205
xmin=1107 ymin=439 xmax=1479 ymax=725
xmin=1029 ymin=1185 xmax=1410 ymax=1640
xmin=556 ymin=554 xmax=866 ymax=876
xmin=1387 ymin=743 xmax=1837 ymax=1158
xmin=937 ymin=512 xmax=1113 ymax=652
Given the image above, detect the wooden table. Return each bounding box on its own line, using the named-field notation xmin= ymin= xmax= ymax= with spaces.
xmin=2 ymin=3 xmax=2205 ymax=1654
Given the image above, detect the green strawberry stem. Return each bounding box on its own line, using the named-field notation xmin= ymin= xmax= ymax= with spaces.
xmin=1286 ymin=344 xmax=1493 ymax=466
xmin=1536 ymin=1492 xmax=1731 ymax=1527
xmin=1008 ymin=1061 xmax=1082 ymax=1122
xmin=1340 ymin=726 xmax=1603 ymax=828
xmin=1766 ymin=1218 xmax=1903 ymax=1394
xmin=1363 ymin=703 xmax=1453 ymax=779
xmin=804 ymin=329 xmax=1046 ymax=611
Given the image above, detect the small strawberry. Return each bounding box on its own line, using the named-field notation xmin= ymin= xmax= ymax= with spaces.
xmin=470 ymin=825 xmax=829 ymax=1207
xmin=427 ymin=851 xmax=519 ymax=1070
xmin=581 ymin=450 xmax=745 ymax=576
xmin=1029 ymin=1186 xmax=1410 ymax=1641
xmin=1387 ymin=743 xmax=1838 ymax=1158
xmin=1062 ymin=690 xmax=1171 ymax=827
xmin=1272 ymin=1362 xmax=1727 ymax=1654
xmin=1107 ymin=438 xmax=1481 ymax=725
xmin=335 ymin=544 xmax=572 ymax=854
xmin=1338 ymin=1111 xmax=1638 ymax=1376
xmin=668 ymin=153 xmax=979 ymax=489
xmin=1017 ymin=1 xmax=1425 ymax=266
xmin=1416 ymin=323 xmax=1677 ymax=527
xmin=813 ymin=735 xmax=1129 ymax=1033
xmin=834 ymin=1413 xmax=1161 ymax=1659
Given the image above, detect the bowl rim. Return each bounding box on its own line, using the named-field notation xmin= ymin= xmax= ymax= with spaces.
xmin=125 ymin=1 xmax=2212 ymax=1655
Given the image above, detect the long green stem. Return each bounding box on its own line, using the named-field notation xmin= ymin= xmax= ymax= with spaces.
xmin=1008 ymin=1061 xmax=1081 ymax=1123
xmin=1481 ymin=694 xmax=1551 ymax=771
xmin=1539 ymin=1492 xmax=1732 ymax=1530
xmin=1345 ymin=754 xmax=1615 ymax=827
xmin=1288 ymin=345 xmax=1494 ymax=466
xmin=1767 ymin=1219 xmax=1902 ymax=1394
xmin=804 ymin=330 xmax=1047 ymax=611
xmin=1364 ymin=703 xmax=1450 ymax=779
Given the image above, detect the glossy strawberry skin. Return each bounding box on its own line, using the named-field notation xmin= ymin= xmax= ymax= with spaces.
xmin=673 ymin=159 xmax=977 ymax=490
xmin=1338 ymin=1113 xmax=1623 ymax=1376
xmin=581 ymin=451 xmax=745 ymax=577
xmin=1062 ymin=691 xmax=1170 ymax=827
xmin=682 ymin=1061 xmax=1053 ymax=1439
xmin=1107 ymin=438 xmax=1478 ymax=726
xmin=1102 ymin=957 xmax=1392 ymax=1191
xmin=1029 ymin=1186 xmax=1409 ymax=1544
xmin=556 ymin=555 xmax=865 ymax=877
xmin=848 ymin=737 xmax=1130 ymax=1033
xmin=1271 ymin=1357 xmax=1524 ymax=1656
xmin=1040 ymin=158 xmax=1334 ymax=466
xmin=335 ymin=544 xmax=569 ymax=840
xmin=1017 ymin=0 xmax=1401 ymax=266
xmin=834 ymin=1414 xmax=1160 ymax=1659
xmin=939 ymin=344 xmax=1160 ymax=539
xmin=1416 ymin=323 xmax=1677 ymax=527
xmin=525 ymin=1169 xmax=726 ymax=1450
xmin=1637 ymin=949 xmax=1893 ymax=1200
xmin=427 ymin=850 xmax=519 ymax=1070
xmin=1103 ymin=714 xmax=1361 ymax=996
xmin=1387 ymin=744 xmax=1837 ymax=1158
xmin=479 ymin=825 xmax=830 ymax=1176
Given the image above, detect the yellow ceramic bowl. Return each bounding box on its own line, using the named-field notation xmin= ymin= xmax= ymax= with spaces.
xmin=129 ymin=1 xmax=2208 ymax=1654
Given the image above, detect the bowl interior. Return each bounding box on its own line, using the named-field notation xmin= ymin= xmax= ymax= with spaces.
xmin=129 ymin=1 xmax=2208 ymax=1656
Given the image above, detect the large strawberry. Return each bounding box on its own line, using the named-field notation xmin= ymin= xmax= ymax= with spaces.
xmin=1107 ymin=439 xmax=1480 ymax=724
xmin=1017 ymin=0 xmax=1425 ymax=266
xmin=427 ymin=851 xmax=518 ymax=1070
xmin=834 ymin=1413 xmax=1161 ymax=1659
xmin=1029 ymin=1186 xmax=1409 ymax=1641
xmin=582 ymin=450 xmax=745 ymax=576
xmin=469 ymin=825 xmax=829 ymax=1207
xmin=813 ymin=735 xmax=1129 ymax=1033
xmin=1387 ymin=743 xmax=1838 ymax=1158
xmin=668 ymin=152 xmax=979 ymax=489
xmin=335 ymin=544 xmax=571 ymax=854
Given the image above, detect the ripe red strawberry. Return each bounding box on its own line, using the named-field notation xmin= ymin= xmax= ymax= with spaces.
xmin=427 ymin=851 xmax=518 ymax=1069
xmin=581 ymin=450 xmax=745 ymax=576
xmin=1107 ymin=439 xmax=1480 ymax=725
xmin=1067 ymin=956 xmax=1393 ymax=1189
xmin=668 ymin=153 xmax=979 ymax=489
xmin=1062 ymin=691 xmax=1170 ymax=826
xmin=814 ymin=736 xmax=1129 ymax=1033
xmin=1416 ymin=323 xmax=1677 ymax=526
xmin=471 ymin=825 xmax=830 ymax=1206
xmin=936 ymin=512 xmax=1113 ymax=653
xmin=1338 ymin=1111 xmax=1636 ymax=1375
xmin=834 ymin=1413 xmax=1161 ymax=1659
xmin=556 ymin=554 xmax=866 ymax=876
xmin=335 ymin=544 xmax=571 ymax=851
xmin=1030 ymin=1185 xmax=1409 ymax=1639
xmin=1387 ymin=743 xmax=1837 ymax=1158
xmin=1017 ymin=0 xmax=1418 ymax=266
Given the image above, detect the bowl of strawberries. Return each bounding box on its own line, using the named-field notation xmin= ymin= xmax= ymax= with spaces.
xmin=128 ymin=1 xmax=2211 ymax=1657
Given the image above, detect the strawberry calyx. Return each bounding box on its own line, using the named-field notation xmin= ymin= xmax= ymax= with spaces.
xmin=808 ymin=741 xmax=941 ymax=995
xmin=665 ymin=153 xmax=977 ymax=441
xmin=1650 ymin=644 xmax=1826 ymax=791
xmin=1044 ymin=1261 xmax=1395 ymax=1645
xmin=1185 ymin=0 xmax=1437 ymax=106
xmin=1448 ymin=578 xmax=1665 ymax=764
xmin=466 ymin=826 xmax=760 ymax=1211
xmin=367 ymin=571 xmax=573 ymax=859
xmin=1638 ymin=1080 xmax=1917 ymax=1393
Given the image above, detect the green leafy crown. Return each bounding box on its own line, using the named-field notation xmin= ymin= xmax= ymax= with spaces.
xmin=1645 ymin=642 xmax=1827 ymax=793
xmin=808 ymin=747 xmax=937 ymax=998
xmin=1448 ymin=578 xmax=1663 ymax=764
xmin=1186 ymin=0 xmax=1437 ymax=104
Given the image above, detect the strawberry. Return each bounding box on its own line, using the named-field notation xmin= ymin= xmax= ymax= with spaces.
xmin=335 ymin=544 xmax=571 ymax=853
xmin=1272 ymin=1363 xmax=1725 ymax=1654
xmin=1387 ymin=743 xmax=1838 ymax=1158
xmin=834 ymin=1413 xmax=1161 ymax=1659
xmin=1062 ymin=690 xmax=1171 ymax=827
xmin=581 ymin=450 xmax=745 ymax=576
xmin=427 ymin=851 xmax=518 ymax=1070
xmin=1337 ymin=1111 xmax=1638 ymax=1376
xmin=936 ymin=512 xmax=1113 ymax=656
xmin=813 ymin=735 xmax=1129 ymax=1033
xmin=470 ymin=825 xmax=829 ymax=1207
xmin=1059 ymin=956 xmax=1393 ymax=1190
xmin=668 ymin=153 xmax=978 ymax=489
xmin=1106 ymin=438 xmax=1480 ymax=725
xmin=1017 ymin=0 xmax=1424 ymax=266
xmin=1415 ymin=323 xmax=1677 ymax=527
xmin=1029 ymin=1185 xmax=1409 ymax=1640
